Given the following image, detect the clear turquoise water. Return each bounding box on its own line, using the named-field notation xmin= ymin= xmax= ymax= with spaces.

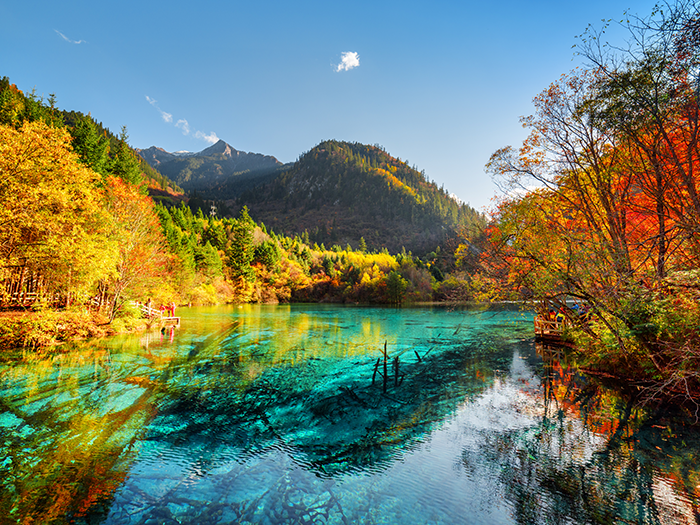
xmin=0 ymin=304 xmax=698 ymax=524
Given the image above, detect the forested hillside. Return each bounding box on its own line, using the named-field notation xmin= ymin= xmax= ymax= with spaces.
xmin=0 ymin=77 xmax=183 ymax=197
xmin=237 ymin=140 xmax=485 ymax=254
xmin=62 ymin=111 xmax=183 ymax=195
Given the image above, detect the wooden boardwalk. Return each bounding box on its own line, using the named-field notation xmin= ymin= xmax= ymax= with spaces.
xmin=534 ymin=316 xmax=569 ymax=345
xmin=139 ymin=304 xmax=180 ymax=327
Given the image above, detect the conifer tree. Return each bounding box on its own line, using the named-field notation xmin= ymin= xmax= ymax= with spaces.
xmin=70 ymin=115 xmax=109 ymax=176
xmin=358 ymin=237 xmax=367 ymax=253
xmin=109 ymin=126 xmax=144 ymax=189
xmin=226 ymin=206 xmax=255 ymax=282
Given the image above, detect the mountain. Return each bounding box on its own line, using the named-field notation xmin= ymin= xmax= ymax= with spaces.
xmin=141 ymin=138 xmax=484 ymax=253
xmin=232 ymin=140 xmax=485 ymax=254
xmin=136 ymin=140 xmax=284 ymax=192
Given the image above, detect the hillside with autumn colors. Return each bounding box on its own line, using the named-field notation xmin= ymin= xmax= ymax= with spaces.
xmin=137 ymin=139 xmax=485 ymax=254
xmin=226 ymin=140 xmax=484 ymax=254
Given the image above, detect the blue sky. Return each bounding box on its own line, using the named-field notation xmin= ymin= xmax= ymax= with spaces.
xmin=3 ymin=0 xmax=658 ymax=211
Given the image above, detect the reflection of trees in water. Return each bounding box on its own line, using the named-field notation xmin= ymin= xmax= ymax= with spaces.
xmin=0 ymin=347 xmax=151 ymax=523
xmin=0 ymin=324 xmax=240 ymax=524
xmin=463 ymin=348 xmax=699 ymax=525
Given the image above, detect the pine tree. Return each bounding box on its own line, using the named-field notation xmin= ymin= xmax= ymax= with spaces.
xmin=358 ymin=237 xmax=367 ymax=253
xmin=226 ymin=206 xmax=255 ymax=282
xmin=109 ymin=126 xmax=144 ymax=189
xmin=195 ymin=241 xmax=223 ymax=277
xmin=70 ymin=115 xmax=109 ymax=176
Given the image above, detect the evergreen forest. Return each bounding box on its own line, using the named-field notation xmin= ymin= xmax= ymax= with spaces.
xmin=236 ymin=140 xmax=484 ymax=253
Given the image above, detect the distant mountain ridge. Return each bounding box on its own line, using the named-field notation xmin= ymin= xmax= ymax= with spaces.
xmin=136 ymin=140 xmax=283 ymax=191
xmin=236 ymin=140 xmax=484 ymax=253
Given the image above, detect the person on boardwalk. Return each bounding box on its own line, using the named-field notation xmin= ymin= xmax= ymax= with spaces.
xmin=169 ymin=301 xmax=176 ymax=318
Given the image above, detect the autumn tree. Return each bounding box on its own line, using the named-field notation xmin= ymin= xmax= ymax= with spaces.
xmin=0 ymin=121 xmax=115 ymax=304
xmin=0 ymin=78 xmax=25 ymax=127
xmin=577 ymin=1 xmax=700 ymax=274
xmin=102 ymin=177 xmax=172 ymax=320
xmin=482 ymin=0 xmax=700 ymax=402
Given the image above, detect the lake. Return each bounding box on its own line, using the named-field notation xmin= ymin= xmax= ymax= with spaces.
xmin=0 ymin=304 xmax=698 ymax=524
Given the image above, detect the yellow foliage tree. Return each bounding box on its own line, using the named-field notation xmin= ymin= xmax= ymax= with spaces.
xmin=0 ymin=121 xmax=115 ymax=304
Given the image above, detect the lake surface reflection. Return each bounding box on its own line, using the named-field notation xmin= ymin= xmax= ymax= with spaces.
xmin=0 ymin=304 xmax=698 ymax=524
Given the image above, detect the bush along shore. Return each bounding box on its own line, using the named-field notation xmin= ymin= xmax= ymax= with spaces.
xmin=0 ymin=309 xmax=151 ymax=351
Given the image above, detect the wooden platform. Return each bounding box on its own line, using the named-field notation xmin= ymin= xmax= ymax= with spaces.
xmin=137 ymin=303 xmax=181 ymax=327
xmin=534 ymin=316 xmax=567 ymax=344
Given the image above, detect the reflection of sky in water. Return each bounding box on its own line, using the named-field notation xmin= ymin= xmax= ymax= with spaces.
xmin=0 ymin=304 xmax=698 ymax=524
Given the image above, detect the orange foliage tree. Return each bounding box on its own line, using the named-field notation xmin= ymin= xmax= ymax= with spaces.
xmin=102 ymin=177 xmax=174 ymax=320
xmin=0 ymin=121 xmax=114 ymax=305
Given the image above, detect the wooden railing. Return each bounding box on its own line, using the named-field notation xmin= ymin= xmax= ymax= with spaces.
xmin=137 ymin=303 xmax=180 ymax=326
xmin=534 ymin=316 xmax=569 ymax=337
xmin=139 ymin=304 xmax=163 ymax=318
xmin=5 ymin=291 xmax=40 ymax=306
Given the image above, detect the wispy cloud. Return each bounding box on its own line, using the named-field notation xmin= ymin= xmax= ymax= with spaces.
xmin=55 ymin=30 xmax=86 ymax=44
xmin=195 ymin=131 xmax=219 ymax=144
xmin=335 ymin=51 xmax=360 ymax=72
xmin=146 ymin=96 xmax=219 ymax=144
xmin=145 ymin=96 xmax=172 ymax=123
xmin=175 ymin=119 xmax=190 ymax=135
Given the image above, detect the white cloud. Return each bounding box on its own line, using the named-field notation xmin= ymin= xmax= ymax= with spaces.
xmin=145 ymin=98 xmax=218 ymax=144
xmin=336 ymin=51 xmax=360 ymax=72
xmin=175 ymin=119 xmax=191 ymax=135
xmin=145 ymin=95 xmax=172 ymax=123
xmin=195 ymin=131 xmax=219 ymax=144
xmin=55 ymin=30 xmax=86 ymax=44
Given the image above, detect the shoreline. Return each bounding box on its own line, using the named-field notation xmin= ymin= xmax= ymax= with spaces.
xmin=0 ymin=309 xmax=151 ymax=352
xmin=0 ymin=300 xmax=526 ymax=352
